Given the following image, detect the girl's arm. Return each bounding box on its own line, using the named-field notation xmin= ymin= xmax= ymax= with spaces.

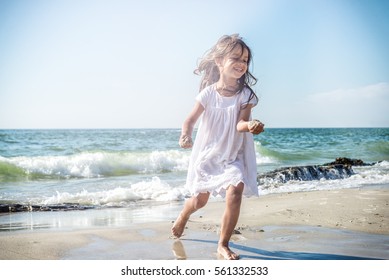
xmin=179 ymin=101 xmax=204 ymax=148
xmin=236 ymin=104 xmax=264 ymax=135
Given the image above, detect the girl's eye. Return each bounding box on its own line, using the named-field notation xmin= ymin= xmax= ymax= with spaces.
xmin=231 ymin=57 xmax=248 ymax=63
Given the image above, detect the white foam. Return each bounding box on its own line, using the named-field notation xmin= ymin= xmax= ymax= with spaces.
xmin=259 ymin=161 xmax=389 ymax=195
xmin=41 ymin=176 xmax=187 ymax=206
xmin=255 ymin=141 xmax=279 ymax=164
xmin=3 ymin=151 xmax=190 ymax=178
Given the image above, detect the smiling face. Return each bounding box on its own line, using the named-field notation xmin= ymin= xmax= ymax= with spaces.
xmin=219 ymin=44 xmax=249 ymax=81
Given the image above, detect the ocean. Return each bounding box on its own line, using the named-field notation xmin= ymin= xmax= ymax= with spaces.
xmin=0 ymin=128 xmax=388 ymax=229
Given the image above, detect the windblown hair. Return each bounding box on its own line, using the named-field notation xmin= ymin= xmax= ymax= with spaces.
xmin=194 ymin=34 xmax=258 ymax=106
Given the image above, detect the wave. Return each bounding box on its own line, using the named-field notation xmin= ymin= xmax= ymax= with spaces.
xmin=254 ymin=141 xmax=321 ymax=163
xmin=0 ymin=177 xmax=188 ymax=212
xmin=367 ymin=141 xmax=389 ymax=156
xmin=0 ymin=150 xmax=190 ymax=181
xmin=38 ymin=177 xmax=187 ymax=206
xmin=0 ymin=161 xmax=27 ymax=181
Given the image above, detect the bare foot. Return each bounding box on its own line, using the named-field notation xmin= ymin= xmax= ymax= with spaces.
xmin=217 ymin=244 xmax=240 ymax=260
xmin=171 ymin=213 xmax=189 ymax=238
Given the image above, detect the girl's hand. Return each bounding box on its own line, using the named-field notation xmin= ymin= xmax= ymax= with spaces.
xmin=179 ymin=135 xmax=193 ymax=149
xmin=248 ymin=119 xmax=265 ymax=135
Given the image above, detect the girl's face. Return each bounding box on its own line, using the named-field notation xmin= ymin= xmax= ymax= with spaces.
xmin=219 ymin=45 xmax=249 ymax=80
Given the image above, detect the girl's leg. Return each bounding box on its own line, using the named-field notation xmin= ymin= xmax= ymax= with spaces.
xmin=218 ymin=182 xmax=244 ymax=260
xmin=171 ymin=192 xmax=210 ymax=238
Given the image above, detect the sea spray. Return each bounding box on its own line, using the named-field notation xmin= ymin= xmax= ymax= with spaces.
xmin=0 ymin=150 xmax=190 ymax=181
xmin=38 ymin=176 xmax=187 ymax=207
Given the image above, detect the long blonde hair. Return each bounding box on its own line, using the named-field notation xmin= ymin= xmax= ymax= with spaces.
xmin=194 ymin=34 xmax=258 ymax=106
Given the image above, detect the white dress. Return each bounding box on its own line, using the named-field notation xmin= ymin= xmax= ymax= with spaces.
xmin=186 ymin=84 xmax=259 ymax=197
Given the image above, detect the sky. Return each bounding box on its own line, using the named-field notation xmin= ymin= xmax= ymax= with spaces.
xmin=0 ymin=0 xmax=388 ymax=129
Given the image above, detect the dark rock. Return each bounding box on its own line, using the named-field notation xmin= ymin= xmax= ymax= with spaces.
xmin=323 ymin=157 xmax=370 ymax=166
xmin=0 ymin=203 xmax=95 ymax=213
xmin=257 ymin=158 xmax=372 ymax=186
xmin=258 ymin=164 xmax=354 ymax=185
xmin=0 ymin=205 xmax=10 ymax=212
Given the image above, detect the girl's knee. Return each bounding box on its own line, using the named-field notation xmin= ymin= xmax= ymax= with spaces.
xmin=193 ymin=193 xmax=209 ymax=210
xmin=230 ymin=183 xmax=244 ymax=196
xmin=227 ymin=183 xmax=244 ymax=203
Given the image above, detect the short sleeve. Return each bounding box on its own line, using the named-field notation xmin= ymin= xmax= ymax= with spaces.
xmin=195 ymin=86 xmax=212 ymax=108
xmin=241 ymin=87 xmax=258 ymax=108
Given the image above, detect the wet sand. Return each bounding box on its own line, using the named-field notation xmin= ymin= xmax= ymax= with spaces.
xmin=0 ymin=188 xmax=388 ymax=260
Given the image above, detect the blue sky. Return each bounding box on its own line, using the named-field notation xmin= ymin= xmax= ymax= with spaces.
xmin=0 ymin=0 xmax=388 ymax=128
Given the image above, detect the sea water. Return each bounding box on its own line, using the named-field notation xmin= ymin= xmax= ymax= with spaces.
xmin=0 ymin=128 xmax=388 ymax=209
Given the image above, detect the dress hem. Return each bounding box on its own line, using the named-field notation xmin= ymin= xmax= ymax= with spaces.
xmin=190 ymin=179 xmax=258 ymax=198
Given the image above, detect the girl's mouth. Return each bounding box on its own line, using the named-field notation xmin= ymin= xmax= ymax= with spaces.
xmin=234 ymin=67 xmax=244 ymax=73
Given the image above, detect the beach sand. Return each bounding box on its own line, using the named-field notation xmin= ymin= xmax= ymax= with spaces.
xmin=0 ymin=188 xmax=388 ymax=260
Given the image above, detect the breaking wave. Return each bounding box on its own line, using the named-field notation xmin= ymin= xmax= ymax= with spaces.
xmin=0 ymin=150 xmax=190 ymax=181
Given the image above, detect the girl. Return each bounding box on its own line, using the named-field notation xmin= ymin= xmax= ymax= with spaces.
xmin=171 ymin=34 xmax=264 ymax=260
